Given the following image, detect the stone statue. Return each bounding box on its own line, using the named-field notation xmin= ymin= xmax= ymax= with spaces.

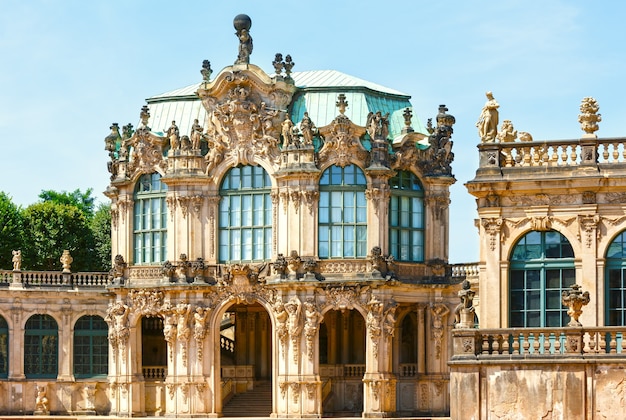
xmin=12 ymin=250 xmax=22 ymax=271
xmin=190 ymin=119 xmax=203 ymax=150
xmin=34 ymin=384 xmax=49 ymax=415
xmin=477 ymin=91 xmax=499 ymax=142
xmin=166 ymin=121 xmax=180 ymax=150
xmin=234 ymin=14 xmax=253 ymax=65
xmin=454 ymin=279 xmax=476 ymax=326
xmin=281 ymin=115 xmax=294 ymax=147
xmin=496 ymin=119 xmax=517 ymax=143
xmin=299 ymin=112 xmax=316 ymax=146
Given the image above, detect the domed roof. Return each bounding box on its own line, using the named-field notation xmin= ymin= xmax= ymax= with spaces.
xmin=144 ymin=69 xmax=426 ymax=141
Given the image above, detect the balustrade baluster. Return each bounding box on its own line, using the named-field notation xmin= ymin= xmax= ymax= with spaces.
xmin=522 ymin=147 xmax=531 ymax=166
xmin=482 ymin=334 xmax=490 ymax=355
xmin=501 ymin=333 xmax=510 ymax=355
xmin=543 ymin=333 xmax=551 ymax=354
xmin=612 ymin=143 xmax=619 ymax=162
xmin=512 ymin=334 xmax=520 ymax=355
xmin=532 ymin=333 xmax=540 ymax=354
xmin=600 ymin=333 xmax=607 ymax=353
xmin=522 ymin=333 xmax=530 ymax=355
xmin=560 ymin=145 xmax=568 ymax=166
xmin=493 ymin=335 xmax=501 ymax=354
xmin=610 ymin=333 xmax=617 ymax=354
xmin=602 ymin=144 xmax=610 ymax=162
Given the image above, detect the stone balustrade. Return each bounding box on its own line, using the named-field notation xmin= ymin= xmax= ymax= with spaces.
xmin=450 ymin=263 xmax=479 ymax=279
xmin=143 ymin=365 xmax=166 ymax=380
xmin=452 ymin=326 xmax=626 ymax=358
xmin=0 ymin=270 xmax=108 ymax=288
xmin=478 ymin=137 xmax=626 ymax=169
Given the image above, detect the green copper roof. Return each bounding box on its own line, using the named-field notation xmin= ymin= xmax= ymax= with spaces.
xmin=145 ymin=69 xmax=427 ymax=140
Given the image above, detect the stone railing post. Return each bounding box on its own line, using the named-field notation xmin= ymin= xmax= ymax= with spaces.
xmin=451 ymin=329 xmax=478 ymax=359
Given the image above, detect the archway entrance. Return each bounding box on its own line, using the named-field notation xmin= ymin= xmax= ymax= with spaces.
xmin=141 ymin=316 xmax=166 ymax=416
xmin=220 ymin=302 xmax=272 ymax=417
xmin=319 ymin=309 xmax=366 ymax=416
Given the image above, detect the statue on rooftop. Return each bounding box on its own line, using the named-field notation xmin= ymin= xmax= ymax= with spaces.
xmin=477 ymin=91 xmax=499 ymax=142
xmin=299 ymin=112 xmax=316 ymax=146
xmin=234 ymin=14 xmax=253 ymax=64
xmin=166 ymin=121 xmax=180 ymax=150
xmin=190 ymin=119 xmax=204 ymax=150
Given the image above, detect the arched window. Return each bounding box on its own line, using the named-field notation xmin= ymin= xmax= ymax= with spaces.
xmin=0 ymin=316 xmax=7 ymax=378
xmin=319 ymin=164 xmax=367 ymax=258
xmin=389 ymin=171 xmax=424 ymax=262
xmin=74 ymin=315 xmax=108 ymax=378
xmin=606 ymin=231 xmax=626 ymax=325
xmin=133 ymin=172 xmax=168 ymax=264
xmin=509 ymin=230 xmax=575 ymax=327
xmin=219 ymin=166 xmax=272 ymax=263
xmin=25 ymin=314 xmax=58 ymax=378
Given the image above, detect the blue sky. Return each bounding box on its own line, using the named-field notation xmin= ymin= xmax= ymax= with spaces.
xmin=1 ymin=1 xmax=625 ymax=263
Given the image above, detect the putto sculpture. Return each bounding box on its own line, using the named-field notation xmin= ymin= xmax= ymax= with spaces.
xmin=234 ymin=14 xmax=253 ymax=64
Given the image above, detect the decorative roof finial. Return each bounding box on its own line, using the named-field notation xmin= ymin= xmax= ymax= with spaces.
xmin=402 ymin=108 xmax=414 ymax=134
xmin=140 ymin=105 xmax=150 ymax=129
xmin=284 ymin=54 xmax=295 ymax=81
xmin=201 ymin=60 xmax=212 ymax=82
xmin=336 ymin=94 xmax=348 ymax=115
xmin=233 ymin=14 xmax=253 ymax=65
xmin=578 ymin=97 xmax=601 ymax=138
xmin=273 ymin=53 xmax=284 ymax=75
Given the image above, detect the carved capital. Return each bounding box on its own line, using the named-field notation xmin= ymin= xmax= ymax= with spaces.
xmin=481 ymin=217 xmax=503 ymax=251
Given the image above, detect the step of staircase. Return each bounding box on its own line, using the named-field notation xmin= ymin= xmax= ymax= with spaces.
xmin=222 ymin=382 xmax=272 ymax=417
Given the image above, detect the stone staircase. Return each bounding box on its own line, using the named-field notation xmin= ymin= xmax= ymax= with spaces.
xmin=222 ymin=381 xmax=272 ymax=417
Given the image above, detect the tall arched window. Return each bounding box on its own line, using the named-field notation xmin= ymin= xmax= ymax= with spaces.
xmin=0 ymin=316 xmax=7 ymax=378
xmin=74 ymin=315 xmax=108 ymax=378
xmin=509 ymin=230 xmax=575 ymax=327
xmin=606 ymin=231 xmax=626 ymax=325
xmin=319 ymin=164 xmax=367 ymax=258
xmin=389 ymin=171 xmax=424 ymax=262
xmin=133 ymin=172 xmax=168 ymax=264
xmin=25 ymin=314 xmax=58 ymax=378
xmin=219 ymin=165 xmax=272 ymax=263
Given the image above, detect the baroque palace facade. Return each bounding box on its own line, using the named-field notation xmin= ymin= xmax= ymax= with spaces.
xmin=0 ymin=15 xmax=469 ymax=418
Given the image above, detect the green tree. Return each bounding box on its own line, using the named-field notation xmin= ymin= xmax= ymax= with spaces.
xmin=0 ymin=192 xmax=24 ymax=270
xmin=91 ymin=203 xmax=112 ymax=271
xmin=22 ymin=201 xmax=94 ymax=271
xmin=38 ymin=188 xmax=95 ymax=219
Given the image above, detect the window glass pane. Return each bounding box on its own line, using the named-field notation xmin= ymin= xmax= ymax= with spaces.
xmin=527 ymin=290 xmax=541 ymax=310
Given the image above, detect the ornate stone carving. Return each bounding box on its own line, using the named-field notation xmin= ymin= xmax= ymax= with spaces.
xmin=128 ymin=289 xmax=165 ymax=317
xmin=174 ymin=303 xmax=192 ymax=366
xmin=561 ymin=284 xmax=590 ymax=327
xmin=367 ymin=246 xmax=395 ymax=279
xmin=290 ymin=190 xmax=301 ymax=213
xmin=454 ymin=279 xmax=476 ymax=328
xmin=11 ymin=250 xmax=21 ymax=271
xmin=34 ymin=384 xmax=49 ymax=415
xmin=193 ymin=306 xmax=210 ymax=361
xmin=530 ymin=216 xmax=552 ymax=231
xmin=124 ymin=106 xmax=168 ymax=177
xmin=578 ymin=97 xmax=601 ymax=137
xmin=496 ymin=119 xmax=518 ymax=143
xmin=290 ymin=382 xmax=301 ymax=404
xmin=273 ymin=296 xmax=289 ymax=357
xmin=285 ymin=297 xmax=303 ymax=362
xmin=109 ymin=254 xmax=127 ymax=284
xmin=105 ymin=301 xmax=130 ymax=359
xmin=303 ymin=190 xmax=318 ymax=215
xmin=325 ymin=285 xmax=366 ymax=311
xmin=304 ymin=298 xmax=322 ymax=361
xmin=60 ymin=250 xmax=73 ymax=273
xmin=481 ymin=218 xmax=503 ymax=251
xmin=198 ymin=65 xmax=295 ymax=170
xmin=419 ymin=105 xmax=455 ymax=175
xmin=162 ymin=308 xmax=177 ymax=362
xmin=366 ymin=296 xmax=397 ymax=359
xmin=318 ymin=95 xmax=368 ymax=168
xmin=426 ymin=193 xmax=450 ymax=221
xmin=430 ymin=302 xmax=450 ymax=359
xmin=578 ymin=214 xmax=600 ymax=248
xmin=365 ymin=187 xmax=389 ymax=216
xmin=218 ymin=263 xmax=272 ymax=303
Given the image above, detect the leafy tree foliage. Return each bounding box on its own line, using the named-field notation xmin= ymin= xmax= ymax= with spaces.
xmin=22 ymin=201 xmax=95 ymax=271
xmin=91 ymin=203 xmax=112 ymax=271
xmin=38 ymin=188 xmax=95 ymax=219
xmin=0 ymin=193 xmax=23 ymax=269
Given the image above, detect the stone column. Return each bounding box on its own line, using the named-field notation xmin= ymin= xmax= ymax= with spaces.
xmin=416 ymin=304 xmax=426 ymax=374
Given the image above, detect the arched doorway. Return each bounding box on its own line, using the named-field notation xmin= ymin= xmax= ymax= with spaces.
xmin=319 ymin=308 xmax=366 ymax=416
xmin=218 ymin=301 xmax=273 ymax=417
xmin=140 ymin=316 xmax=166 ymax=416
